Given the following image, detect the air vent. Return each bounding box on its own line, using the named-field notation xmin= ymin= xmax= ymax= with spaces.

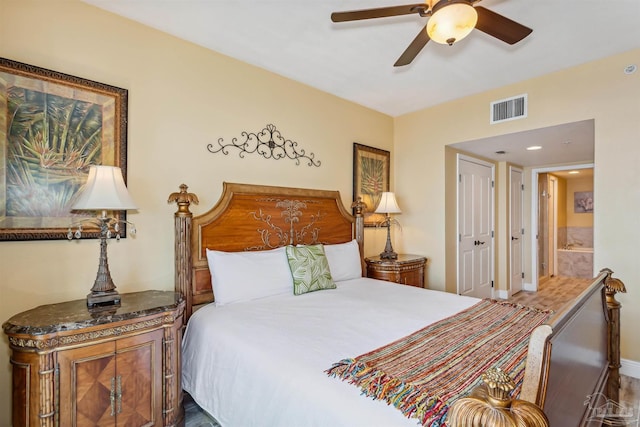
xmin=490 ymin=94 xmax=527 ymax=124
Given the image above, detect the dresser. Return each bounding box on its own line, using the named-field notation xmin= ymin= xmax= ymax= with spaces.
xmin=2 ymin=290 xmax=185 ymax=427
xmin=365 ymin=254 xmax=428 ymax=287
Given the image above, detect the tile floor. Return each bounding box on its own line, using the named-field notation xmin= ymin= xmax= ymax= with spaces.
xmin=506 ymin=275 xmax=591 ymax=311
xmin=620 ymin=375 xmax=640 ymax=406
xmin=184 ymin=393 xmax=220 ymax=426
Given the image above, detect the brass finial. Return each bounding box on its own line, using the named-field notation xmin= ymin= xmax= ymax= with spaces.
xmin=448 ymin=367 xmax=549 ymax=427
xmin=482 ymin=367 xmax=515 ymax=405
xmin=351 ymin=196 xmax=367 ymax=215
xmin=605 ymin=277 xmax=627 ymax=293
xmin=168 ymin=184 xmax=199 ymax=215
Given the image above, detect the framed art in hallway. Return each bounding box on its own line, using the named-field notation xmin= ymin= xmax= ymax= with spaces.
xmin=574 ymin=191 xmax=594 ymax=213
xmin=353 ymin=142 xmax=390 ymax=227
xmin=0 ymin=57 xmax=128 ymax=240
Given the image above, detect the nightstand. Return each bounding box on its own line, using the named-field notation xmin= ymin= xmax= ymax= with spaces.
xmin=365 ymin=254 xmax=427 ymax=287
xmin=3 ymin=290 xmax=185 ymax=427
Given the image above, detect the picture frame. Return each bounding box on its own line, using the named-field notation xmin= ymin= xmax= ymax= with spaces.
xmin=353 ymin=143 xmax=390 ymax=227
xmin=574 ymin=191 xmax=594 ymax=213
xmin=0 ymin=57 xmax=128 ymax=240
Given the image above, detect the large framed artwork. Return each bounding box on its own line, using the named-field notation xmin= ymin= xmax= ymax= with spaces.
xmin=353 ymin=143 xmax=390 ymax=227
xmin=0 ymin=58 xmax=128 ymax=240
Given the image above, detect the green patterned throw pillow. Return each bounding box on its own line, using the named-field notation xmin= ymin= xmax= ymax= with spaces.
xmin=285 ymin=244 xmax=336 ymax=295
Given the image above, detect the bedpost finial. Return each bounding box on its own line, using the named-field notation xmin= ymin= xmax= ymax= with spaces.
xmin=482 ymin=367 xmax=515 ymax=404
xmin=448 ymin=367 xmax=549 ymax=427
xmin=168 ymin=184 xmax=199 ymax=215
xmin=600 ymin=268 xmax=627 ymax=294
xmin=351 ymin=197 xmax=367 ymax=216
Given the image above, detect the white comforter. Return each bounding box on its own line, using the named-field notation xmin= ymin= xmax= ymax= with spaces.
xmin=182 ymin=278 xmax=479 ymax=427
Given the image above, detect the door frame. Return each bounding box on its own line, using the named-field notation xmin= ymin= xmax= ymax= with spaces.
xmin=529 ymin=162 xmax=593 ymax=291
xmin=456 ymin=153 xmax=495 ymax=296
xmin=548 ymin=174 xmax=558 ymax=277
xmin=509 ymin=166 xmax=524 ymax=296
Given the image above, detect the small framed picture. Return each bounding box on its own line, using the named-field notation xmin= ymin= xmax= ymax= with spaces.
xmin=353 ymin=143 xmax=390 ymax=227
xmin=574 ymin=191 xmax=594 ymax=213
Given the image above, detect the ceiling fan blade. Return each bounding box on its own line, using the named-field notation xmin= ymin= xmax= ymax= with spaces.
xmin=331 ymin=4 xmax=427 ymax=22
xmin=474 ymin=6 xmax=532 ymax=45
xmin=394 ymin=25 xmax=430 ymax=67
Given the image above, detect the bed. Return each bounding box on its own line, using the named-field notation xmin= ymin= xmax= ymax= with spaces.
xmin=168 ymin=182 xmax=626 ymax=426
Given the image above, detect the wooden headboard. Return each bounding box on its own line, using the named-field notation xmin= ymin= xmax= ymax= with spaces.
xmin=168 ymin=182 xmax=366 ymax=319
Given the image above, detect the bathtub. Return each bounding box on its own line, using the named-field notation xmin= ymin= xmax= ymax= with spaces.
xmin=557 ymin=247 xmax=594 ymax=278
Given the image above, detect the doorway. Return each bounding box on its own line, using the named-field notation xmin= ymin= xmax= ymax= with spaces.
xmin=537 ymin=173 xmax=558 ymax=283
xmin=446 ymin=119 xmax=595 ymax=296
xmin=530 ymin=164 xmax=594 ymax=290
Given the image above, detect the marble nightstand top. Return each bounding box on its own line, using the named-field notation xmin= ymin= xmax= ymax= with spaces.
xmin=3 ymin=290 xmax=184 ymax=336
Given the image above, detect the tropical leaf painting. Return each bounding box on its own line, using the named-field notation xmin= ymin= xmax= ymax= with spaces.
xmin=353 ymin=143 xmax=390 ymax=227
xmin=6 ymin=86 xmax=102 ymax=217
xmin=0 ymin=58 xmax=127 ymax=240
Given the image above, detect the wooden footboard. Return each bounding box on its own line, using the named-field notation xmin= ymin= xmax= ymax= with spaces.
xmin=521 ymin=269 xmax=625 ymax=423
xmin=450 ymin=269 xmax=625 ymax=427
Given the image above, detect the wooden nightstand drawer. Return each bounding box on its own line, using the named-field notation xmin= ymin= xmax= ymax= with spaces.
xmin=365 ymin=254 xmax=427 ymax=287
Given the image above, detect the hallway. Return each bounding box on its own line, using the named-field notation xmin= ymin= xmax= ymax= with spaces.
xmin=506 ymin=275 xmax=591 ymax=311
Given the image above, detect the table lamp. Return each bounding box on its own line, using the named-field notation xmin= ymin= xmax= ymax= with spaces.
xmin=374 ymin=192 xmax=401 ymax=260
xmin=69 ymin=165 xmax=137 ymax=308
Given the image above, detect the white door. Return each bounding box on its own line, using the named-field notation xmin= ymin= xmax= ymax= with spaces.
xmin=510 ymin=167 xmax=524 ymax=294
xmin=458 ymin=156 xmax=494 ymax=298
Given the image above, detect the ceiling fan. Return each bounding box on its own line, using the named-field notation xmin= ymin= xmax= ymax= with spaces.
xmin=331 ymin=0 xmax=532 ymax=67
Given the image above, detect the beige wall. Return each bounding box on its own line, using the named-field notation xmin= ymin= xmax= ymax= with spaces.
xmin=566 ymin=176 xmax=594 ymax=227
xmin=395 ymin=49 xmax=640 ymax=363
xmin=0 ymin=1 xmax=394 ymax=422
xmin=556 ymin=176 xmax=567 ymax=228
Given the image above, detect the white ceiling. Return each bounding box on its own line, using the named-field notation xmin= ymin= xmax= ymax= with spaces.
xmin=82 ymin=0 xmax=640 ymax=166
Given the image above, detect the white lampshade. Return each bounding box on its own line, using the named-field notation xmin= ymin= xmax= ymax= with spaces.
xmin=374 ymin=192 xmax=402 ymax=214
xmin=72 ymin=165 xmax=137 ymax=211
xmin=427 ymin=1 xmax=478 ymax=45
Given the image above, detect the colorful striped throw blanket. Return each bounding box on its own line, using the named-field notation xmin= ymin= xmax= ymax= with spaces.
xmin=326 ymin=299 xmax=551 ymax=427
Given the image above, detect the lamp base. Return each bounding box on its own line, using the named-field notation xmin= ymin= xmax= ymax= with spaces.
xmin=87 ymin=290 xmax=121 ymax=309
xmin=380 ymin=216 xmax=398 ymax=260
xmin=86 ymin=217 xmax=121 ymax=309
xmin=379 ymin=250 xmax=398 ymax=260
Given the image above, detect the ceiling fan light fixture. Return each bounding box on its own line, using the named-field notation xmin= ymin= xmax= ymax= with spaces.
xmin=427 ymin=1 xmax=478 ymax=46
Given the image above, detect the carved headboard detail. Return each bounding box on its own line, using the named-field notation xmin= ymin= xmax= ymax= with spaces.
xmin=169 ymin=182 xmax=365 ymax=319
xmin=230 ymin=198 xmax=327 ymax=250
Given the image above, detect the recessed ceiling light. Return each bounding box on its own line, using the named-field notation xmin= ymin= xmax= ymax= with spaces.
xmin=495 ymin=150 xmax=506 ymax=155
xmin=526 ymin=145 xmax=542 ymax=151
xmin=568 ymin=170 xmax=580 ymax=174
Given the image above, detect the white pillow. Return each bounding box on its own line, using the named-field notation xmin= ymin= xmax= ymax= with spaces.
xmin=206 ymin=247 xmax=293 ymax=306
xmin=323 ymin=239 xmax=362 ymax=282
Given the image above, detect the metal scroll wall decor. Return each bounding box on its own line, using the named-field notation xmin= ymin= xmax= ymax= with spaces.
xmin=207 ymin=124 xmax=321 ymax=167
